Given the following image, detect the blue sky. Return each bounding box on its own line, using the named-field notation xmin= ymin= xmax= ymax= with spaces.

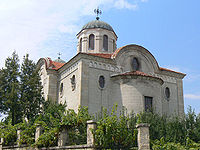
xmin=0 ymin=0 xmax=199 ymax=117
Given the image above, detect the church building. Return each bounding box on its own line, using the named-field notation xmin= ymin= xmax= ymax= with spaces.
xmin=37 ymin=10 xmax=186 ymax=116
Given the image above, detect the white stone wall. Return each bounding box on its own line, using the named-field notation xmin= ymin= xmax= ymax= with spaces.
xmin=48 ymin=72 xmax=58 ymax=103
xmin=57 ymin=61 xmax=81 ymax=112
xmin=39 ymin=46 xmax=185 ymax=116
xmin=39 ymin=63 xmax=49 ymax=100
xmin=110 ymin=77 xmax=162 ymax=114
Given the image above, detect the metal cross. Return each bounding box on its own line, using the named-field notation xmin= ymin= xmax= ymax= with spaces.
xmin=94 ymin=7 xmax=102 ymax=20
xmin=58 ymin=52 xmax=62 ymax=59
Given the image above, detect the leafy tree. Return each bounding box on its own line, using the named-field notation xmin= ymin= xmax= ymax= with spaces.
xmin=20 ymin=54 xmax=45 ymax=122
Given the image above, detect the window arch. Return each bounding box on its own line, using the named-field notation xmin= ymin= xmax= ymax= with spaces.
xmin=89 ymin=34 xmax=94 ymax=50
xmin=103 ymin=35 xmax=108 ymax=51
xmin=79 ymin=38 xmax=82 ymax=52
xmin=132 ymin=57 xmax=139 ymax=71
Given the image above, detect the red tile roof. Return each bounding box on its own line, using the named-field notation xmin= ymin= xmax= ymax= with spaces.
xmin=50 ymin=61 xmax=65 ymax=70
xmin=159 ymin=67 xmax=185 ymax=75
xmin=84 ymin=52 xmax=185 ymax=75
xmin=44 ymin=53 xmax=185 ymax=76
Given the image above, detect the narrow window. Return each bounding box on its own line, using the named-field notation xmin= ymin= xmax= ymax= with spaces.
xmin=89 ymin=34 xmax=94 ymax=50
xmin=144 ymin=96 xmax=153 ymax=112
xmin=132 ymin=57 xmax=139 ymax=71
xmin=165 ymin=87 xmax=170 ymax=99
xmin=70 ymin=75 xmax=76 ymax=91
xmin=79 ymin=38 xmax=82 ymax=52
xmin=103 ymin=35 xmax=108 ymax=51
xmin=60 ymin=83 xmax=63 ymax=96
xmin=99 ymin=75 xmax=105 ymax=89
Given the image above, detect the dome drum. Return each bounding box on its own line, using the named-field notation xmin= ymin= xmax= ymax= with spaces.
xmin=77 ymin=20 xmax=117 ymax=54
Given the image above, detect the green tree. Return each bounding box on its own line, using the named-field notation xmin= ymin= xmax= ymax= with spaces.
xmin=0 ymin=52 xmax=45 ymax=125
xmin=20 ymin=54 xmax=44 ymax=122
xmin=0 ymin=51 xmax=21 ymax=125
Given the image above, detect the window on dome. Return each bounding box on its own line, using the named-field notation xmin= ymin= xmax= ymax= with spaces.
xmin=113 ymin=40 xmax=115 ymax=52
xmin=89 ymin=34 xmax=94 ymax=50
xmin=79 ymin=38 xmax=82 ymax=52
xmin=132 ymin=57 xmax=139 ymax=71
xmin=103 ymin=35 xmax=108 ymax=51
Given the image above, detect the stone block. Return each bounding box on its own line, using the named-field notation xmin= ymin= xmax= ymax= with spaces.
xmin=87 ymin=120 xmax=96 ymax=146
xmin=58 ymin=128 xmax=69 ymax=146
xmin=35 ymin=125 xmax=43 ymax=142
xmin=136 ymin=123 xmax=150 ymax=150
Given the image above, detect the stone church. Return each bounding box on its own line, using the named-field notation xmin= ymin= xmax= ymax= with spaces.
xmin=37 ymin=13 xmax=186 ymax=116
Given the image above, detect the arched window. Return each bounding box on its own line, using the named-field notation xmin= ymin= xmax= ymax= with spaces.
xmin=60 ymin=82 xmax=63 ymax=97
xmin=99 ymin=75 xmax=105 ymax=89
xmin=60 ymin=83 xmax=63 ymax=93
xmin=165 ymin=87 xmax=170 ymax=99
xmin=89 ymin=34 xmax=94 ymax=50
xmin=79 ymin=38 xmax=82 ymax=52
xmin=132 ymin=57 xmax=139 ymax=71
xmin=103 ymin=35 xmax=108 ymax=51
xmin=113 ymin=40 xmax=115 ymax=52
xmin=70 ymin=75 xmax=76 ymax=91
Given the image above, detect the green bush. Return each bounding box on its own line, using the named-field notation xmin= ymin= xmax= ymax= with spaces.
xmin=94 ymin=106 xmax=137 ymax=149
xmin=1 ymin=104 xmax=200 ymax=149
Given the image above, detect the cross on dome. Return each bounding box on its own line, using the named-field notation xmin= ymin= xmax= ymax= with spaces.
xmin=57 ymin=52 xmax=62 ymax=59
xmin=94 ymin=7 xmax=102 ymax=20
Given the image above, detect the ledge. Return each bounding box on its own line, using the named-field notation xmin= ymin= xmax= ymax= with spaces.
xmin=136 ymin=123 xmax=150 ymax=128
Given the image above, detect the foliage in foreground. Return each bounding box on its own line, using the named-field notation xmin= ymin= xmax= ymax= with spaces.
xmin=1 ymin=104 xmax=200 ymax=149
xmin=0 ymin=101 xmax=92 ymax=147
xmin=152 ymin=137 xmax=200 ymax=150
xmin=94 ymin=106 xmax=137 ymax=149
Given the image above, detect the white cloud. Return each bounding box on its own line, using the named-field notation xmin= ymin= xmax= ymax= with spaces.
xmin=114 ymin=0 xmax=138 ymax=10
xmin=141 ymin=0 xmax=148 ymax=2
xmin=0 ymin=0 xmax=141 ymax=67
xmin=184 ymin=94 xmax=200 ymax=100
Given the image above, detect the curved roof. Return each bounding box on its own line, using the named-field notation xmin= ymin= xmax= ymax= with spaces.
xmin=82 ymin=20 xmax=114 ymax=32
xmin=112 ymin=44 xmax=160 ymax=72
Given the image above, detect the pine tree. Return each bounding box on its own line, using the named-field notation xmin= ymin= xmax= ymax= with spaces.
xmin=0 ymin=51 xmax=21 ymax=125
xmin=20 ymin=54 xmax=45 ymax=122
xmin=0 ymin=69 xmax=5 ymax=112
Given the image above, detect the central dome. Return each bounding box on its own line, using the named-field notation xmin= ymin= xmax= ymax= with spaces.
xmin=81 ymin=20 xmax=114 ymax=32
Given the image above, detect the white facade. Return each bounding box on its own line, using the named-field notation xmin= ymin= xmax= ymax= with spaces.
xmin=37 ymin=19 xmax=186 ymax=116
